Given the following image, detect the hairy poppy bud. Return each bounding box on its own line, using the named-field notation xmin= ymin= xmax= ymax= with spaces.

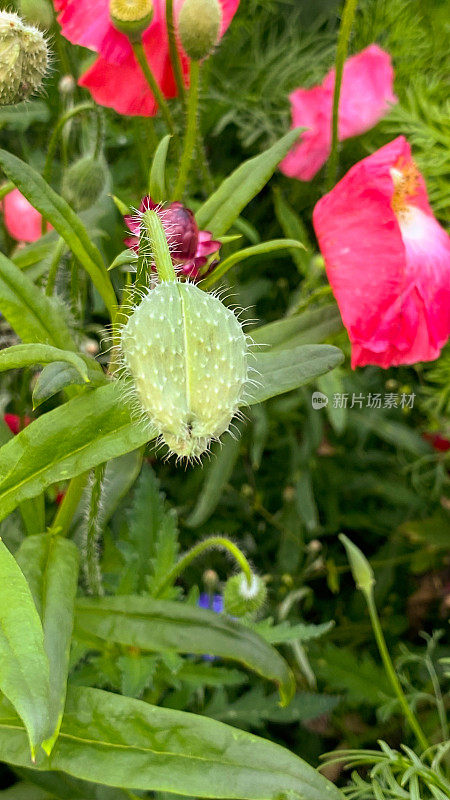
xmin=0 ymin=11 xmax=49 ymax=106
xmin=18 ymin=0 xmax=53 ymax=31
xmin=223 ymin=572 xmax=267 ymax=617
xmin=62 ymin=156 xmax=108 ymax=211
xmin=178 ymin=0 xmax=222 ymax=61
xmin=109 ymin=0 xmax=153 ymax=40
xmin=120 ymin=281 xmax=249 ymax=460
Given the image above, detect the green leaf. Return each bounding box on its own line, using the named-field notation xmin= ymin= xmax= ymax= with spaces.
xmin=0 ymin=150 xmax=116 ymax=317
xmin=107 ymin=249 xmax=137 ymax=272
xmin=253 ymin=619 xmax=335 ymax=646
xmin=16 ymin=534 xmax=80 ymax=755
xmin=15 ymin=767 xmax=133 ymax=800
xmin=149 ymin=134 xmax=172 ymax=202
xmin=0 ymin=252 xmax=75 ymax=350
xmin=201 ymin=239 xmax=305 ymax=288
xmin=248 ymin=344 xmax=344 ymax=405
xmin=0 ymin=383 xmax=152 ymax=524
xmin=185 ymin=432 xmax=241 ymax=528
xmin=74 ymin=595 xmax=295 ymax=705
xmin=273 ymin=189 xmax=312 ymax=274
xmin=315 ymin=643 xmax=392 ymax=706
xmin=195 ymin=128 xmax=303 ymax=236
xmin=251 ymin=303 xmax=343 ymax=349
xmin=32 ymin=360 xmax=107 ymax=408
xmin=0 ymin=782 xmax=52 ymax=800
xmin=0 ymin=540 xmax=51 ymax=758
xmin=206 ymin=686 xmax=340 ymax=729
xmin=0 ymin=344 xmax=89 ymax=383
xmin=0 ymin=686 xmax=343 ymax=800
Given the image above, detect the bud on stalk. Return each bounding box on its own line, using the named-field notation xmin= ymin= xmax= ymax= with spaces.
xmin=178 ymin=0 xmax=222 ymax=61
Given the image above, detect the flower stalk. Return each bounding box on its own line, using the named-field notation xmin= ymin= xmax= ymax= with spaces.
xmin=157 ymin=536 xmax=254 ymax=596
xmin=166 ymin=0 xmax=186 ymax=105
xmin=132 ymin=39 xmax=175 ymax=134
xmin=173 ymin=59 xmax=201 ymax=200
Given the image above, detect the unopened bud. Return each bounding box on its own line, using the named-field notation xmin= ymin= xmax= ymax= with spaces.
xmin=178 ymin=0 xmax=222 ymax=61
xmin=58 ymin=74 xmax=76 ymax=95
xmin=18 ymin=0 xmax=53 ymax=30
xmin=0 ymin=12 xmax=49 ymax=106
xmin=203 ymin=569 xmax=218 ymax=591
xmin=109 ymin=0 xmax=153 ymax=40
xmin=223 ymin=572 xmax=267 ymax=617
xmin=339 ymin=534 xmax=375 ymax=595
xmin=62 ymin=156 xmax=108 ymax=211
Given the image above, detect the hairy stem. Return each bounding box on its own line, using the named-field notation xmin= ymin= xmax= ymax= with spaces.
xmin=51 ymin=471 xmax=89 ymax=537
xmin=141 ymin=209 xmax=177 ymax=283
xmin=166 ymin=0 xmax=186 ymax=105
xmin=326 ymin=0 xmax=359 ymax=188
xmin=82 ymin=464 xmax=106 ymax=596
xmin=132 ymin=40 xmax=175 ymax=134
xmin=157 ymin=536 xmax=253 ymax=596
xmin=173 ymin=60 xmax=201 ymax=199
xmin=45 ymin=238 xmax=66 ymax=297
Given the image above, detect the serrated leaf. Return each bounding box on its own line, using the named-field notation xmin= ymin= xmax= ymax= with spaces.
xmin=253 ymin=619 xmax=334 ymax=645
xmin=0 ymin=252 xmax=75 ymax=350
xmin=195 ymin=128 xmax=303 ymax=236
xmin=0 ymin=151 xmax=116 ymax=316
xmin=0 ymin=541 xmax=51 ymax=758
xmin=315 ymin=644 xmax=392 ymax=706
xmin=74 ymin=595 xmax=295 ymax=705
xmin=206 ymin=686 xmax=340 ymax=729
xmin=0 ymin=687 xmax=343 ymax=800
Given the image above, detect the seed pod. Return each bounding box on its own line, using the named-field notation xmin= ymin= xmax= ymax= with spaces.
xmin=0 ymin=11 xmax=49 ymax=106
xmin=109 ymin=0 xmax=153 ymax=40
xmin=62 ymin=156 xmax=108 ymax=211
xmin=178 ymin=0 xmax=222 ymax=61
xmin=223 ymin=572 xmax=267 ymax=617
xmin=120 ymin=281 xmax=249 ymax=460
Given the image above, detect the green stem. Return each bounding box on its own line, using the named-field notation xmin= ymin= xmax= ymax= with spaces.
xmin=326 ymin=0 xmax=359 ymax=189
xmin=0 ymin=181 xmax=14 ymax=200
xmin=51 ymin=471 xmax=89 ymax=537
xmin=43 ymin=102 xmax=96 ymax=185
xmin=45 ymin=238 xmax=66 ymax=296
xmin=141 ymin=209 xmax=176 ymax=283
xmin=173 ymin=60 xmax=201 ymax=200
xmin=132 ymin=40 xmax=175 ymax=134
xmin=157 ymin=536 xmax=254 ymax=597
xmin=82 ymin=464 xmax=106 ymax=596
xmin=166 ymin=0 xmax=186 ymax=105
xmin=366 ymin=590 xmax=430 ymax=752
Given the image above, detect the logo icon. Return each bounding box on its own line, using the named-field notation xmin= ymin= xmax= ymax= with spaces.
xmin=312 ymin=391 xmax=328 ymax=410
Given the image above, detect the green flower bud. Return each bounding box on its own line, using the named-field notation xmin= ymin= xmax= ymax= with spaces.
xmin=178 ymin=0 xmax=222 ymax=61
xmin=120 ymin=280 xmax=249 ymax=460
xmin=224 ymin=572 xmax=267 ymax=617
xmin=62 ymin=156 xmax=108 ymax=211
xmin=109 ymin=0 xmax=153 ymax=40
xmin=0 ymin=11 xmax=49 ymax=106
xmin=18 ymin=0 xmax=53 ymax=31
xmin=339 ymin=534 xmax=375 ymax=595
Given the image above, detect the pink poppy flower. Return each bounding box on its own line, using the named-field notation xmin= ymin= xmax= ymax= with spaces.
xmin=125 ymin=196 xmax=221 ymax=278
xmin=4 ymin=414 xmax=32 ymax=435
xmin=313 ymin=136 xmax=450 ymax=368
xmin=54 ymin=0 xmax=240 ymax=116
xmin=280 ymin=45 xmax=397 ymax=181
xmin=2 ymin=189 xmax=51 ymax=243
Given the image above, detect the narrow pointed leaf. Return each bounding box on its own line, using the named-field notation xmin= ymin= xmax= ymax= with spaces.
xmin=0 ymin=687 xmax=343 ymax=800
xmin=0 ymin=383 xmax=153 ymax=523
xmin=149 ymin=134 xmax=171 ymax=202
xmin=195 ymin=128 xmax=303 ymax=236
xmin=0 ymin=252 xmax=75 ymax=350
xmin=201 ymin=239 xmax=305 ymax=288
xmin=0 ymin=344 xmax=90 ymax=382
xmin=0 ymin=541 xmax=50 ymax=758
xmin=16 ymin=535 xmax=80 ymax=754
xmin=185 ymin=432 xmax=241 ymax=528
xmin=75 ymin=594 xmax=294 ymax=705
xmin=248 ymin=344 xmax=344 ymax=404
xmin=0 ymin=150 xmax=116 ymax=316
xmin=251 ymin=304 xmax=343 ymax=349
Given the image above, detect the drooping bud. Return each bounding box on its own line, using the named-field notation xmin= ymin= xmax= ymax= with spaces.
xmin=178 ymin=0 xmax=222 ymax=61
xmin=120 ymin=280 xmax=249 ymax=459
xmin=62 ymin=156 xmax=108 ymax=211
xmin=18 ymin=0 xmax=53 ymax=31
xmin=223 ymin=572 xmax=267 ymax=617
xmin=58 ymin=73 xmax=76 ymax=96
xmin=339 ymin=534 xmax=375 ymax=595
xmin=109 ymin=0 xmax=153 ymax=40
xmin=0 ymin=12 xmax=49 ymax=106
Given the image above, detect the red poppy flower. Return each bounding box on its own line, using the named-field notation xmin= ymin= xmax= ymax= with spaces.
xmin=4 ymin=414 xmax=32 ymax=435
xmin=280 ymin=45 xmax=397 ymax=181
xmin=313 ymin=137 xmax=450 ymax=368
xmin=54 ymin=0 xmax=240 ymax=116
xmin=2 ymin=189 xmax=51 ymax=243
xmin=125 ymin=196 xmax=221 ymax=278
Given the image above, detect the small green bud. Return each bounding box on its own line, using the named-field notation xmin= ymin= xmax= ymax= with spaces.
xmin=224 ymin=572 xmax=267 ymax=617
xmin=339 ymin=534 xmax=375 ymax=594
xmin=178 ymin=0 xmax=222 ymax=61
xmin=0 ymin=11 xmax=49 ymax=106
xmin=62 ymin=156 xmax=108 ymax=211
xmin=18 ymin=0 xmax=53 ymax=31
xmin=109 ymin=0 xmax=153 ymax=40
xmin=120 ymin=280 xmax=249 ymax=460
